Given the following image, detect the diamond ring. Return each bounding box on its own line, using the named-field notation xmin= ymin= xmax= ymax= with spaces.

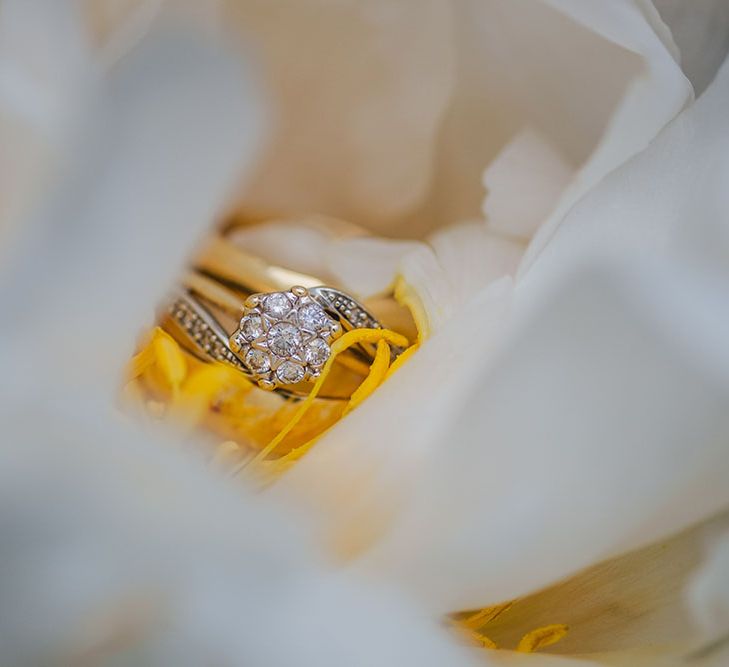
xmin=169 ymin=284 xmax=395 ymax=392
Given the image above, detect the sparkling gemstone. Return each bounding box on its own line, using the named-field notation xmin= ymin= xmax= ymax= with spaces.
xmin=297 ymin=303 xmax=329 ymax=331
xmin=304 ymin=337 xmax=330 ymax=366
xmin=276 ymin=360 xmax=305 ymax=384
xmin=240 ymin=314 xmax=264 ymax=341
xmin=245 ymin=348 xmax=270 ymax=373
xmin=263 ymin=292 xmax=292 ymax=318
xmin=267 ymin=322 xmax=302 ymax=357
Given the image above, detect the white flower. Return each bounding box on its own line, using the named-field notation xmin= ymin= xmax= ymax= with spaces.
xmin=1 ymin=1 xmax=729 ymax=665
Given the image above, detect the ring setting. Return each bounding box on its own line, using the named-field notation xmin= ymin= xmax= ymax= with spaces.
xmin=230 ymin=286 xmax=343 ymax=390
xmin=168 ymin=278 xmax=398 ymax=395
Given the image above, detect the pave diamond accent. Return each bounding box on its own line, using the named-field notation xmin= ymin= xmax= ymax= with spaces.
xmin=169 ymin=296 xmax=246 ymax=371
xmin=312 ymin=288 xmax=380 ymax=330
xmin=230 ymin=286 xmax=342 ymax=389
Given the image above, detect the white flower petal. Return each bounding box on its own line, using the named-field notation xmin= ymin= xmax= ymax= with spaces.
xmin=429 ymin=224 xmax=523 ymax=301
xmin=416 ymin=0 xmax=690 ymax=238
xmin=330 ymin=51 xmax=729 ymax=613
xmin=225 ymin=0 xmax=454 ymax=230
xmin=0 ymin=0 xmax=93 ymax=247
xmin=355 ymin=259 xmax=729 ymax=611
xmin=688 ymin=526 xmax=729 ymax=647
xmin=518 ymin=0 xmax=692 ymax=269
xmin=519 ymin=52 xmax=729 ymax=302
xmin=273 ymin=278 xmax=513 ymax=563
xmin=0 ymin=400 xmax=482 ymax=666
xmin=327 ymin=223 xmax=521 ymax=330
xmin=399 ymin=223 xmax=522 ymax=332
xmin=326 ymin=236 xmax=422 ymax=298
xmin=482 ymin=128 xmax=573 ymax=241
xmin=655 ymin=0 xmax=729 ymax=95
xmin=0 ymin=25 xmax=261 ymax=390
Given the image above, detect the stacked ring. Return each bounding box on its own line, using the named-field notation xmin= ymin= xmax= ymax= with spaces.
xmin=160 ymin=221 xmax=412 ymax=401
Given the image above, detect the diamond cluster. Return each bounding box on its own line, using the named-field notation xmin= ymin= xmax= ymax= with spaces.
xmin=230 ymin=287 xmax=341 ymax=389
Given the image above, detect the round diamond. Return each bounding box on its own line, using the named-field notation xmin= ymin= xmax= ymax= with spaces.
xmin=245 ymin=348 xmax=270 ymax=373
xmin=240 ymin=314 xmax=264 ymax=341
xmin=267 ymin=322 xmax=302 ymax=357
xmin=304 ymin=338 xmax=330 ymax=366
xmin=297 ymin=303 xmax=329 ymax=331
xmin=263 ymin=292 xmax=292 ymax=318
xmin=276 ymin=360 xmax=305 ymax=384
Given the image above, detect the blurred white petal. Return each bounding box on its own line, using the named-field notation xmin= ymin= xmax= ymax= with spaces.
xmin=654 ymin=0 xmax=729 ymax=95
xmin=0 ymin=404 xmax=483 ymax=666
xmin=327 ymin=236 xmax=423 ymax=298
xmin=399 ymin=223 xmax=522 ymax=331
xmin=121 ymin=0 xmax=691 ymax=238
xmin=688 ymin=527 xmax=729 ymax=648
xmin=519 ymin=0 xmax=692 ymax=271
xmin=519 ymin=51 xmax=729 ymax=299
xmin=428 ymin=224 xmax=523 ymax=304
xmin=482 ymin=128 xmax=573 ymax=241
xmin=227 ymin=0 xmax=455 ymax=229
xmin=0 ymin=16 xmax=487 ymax=667
xmin=0 ymin=25 xmax=261 ymax=391
xmin=0 ymin=0 xmax=93 ymax=247
xmin=418 ymin=0 xmax=690 ymax=239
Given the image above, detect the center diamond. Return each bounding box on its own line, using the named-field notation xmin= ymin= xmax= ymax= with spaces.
xmin=267 ymin=322 xmax=302 ymax=358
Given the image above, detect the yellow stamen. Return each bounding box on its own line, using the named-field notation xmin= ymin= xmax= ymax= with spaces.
xmin=152 ymin=329 xmax=187 ymax=399
xmin=127 ymin=330 xmax=158 ymax=380
xmin=246 ymin=327 xmax=408 ymax=468
xmin=343 ymin=339 xmax=390 ymax=416
xmin=458 ymin=602 xmax=514 ymax=630
xmin=171 ymin=364 xmax=240 ymax=429
xmin=462 ymin=629 xmax=498 ymax=650
xmin=517 ymin=624 xmax=569 ymax=653
xmin=452 ymin=604 xmax=568 ymax=654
